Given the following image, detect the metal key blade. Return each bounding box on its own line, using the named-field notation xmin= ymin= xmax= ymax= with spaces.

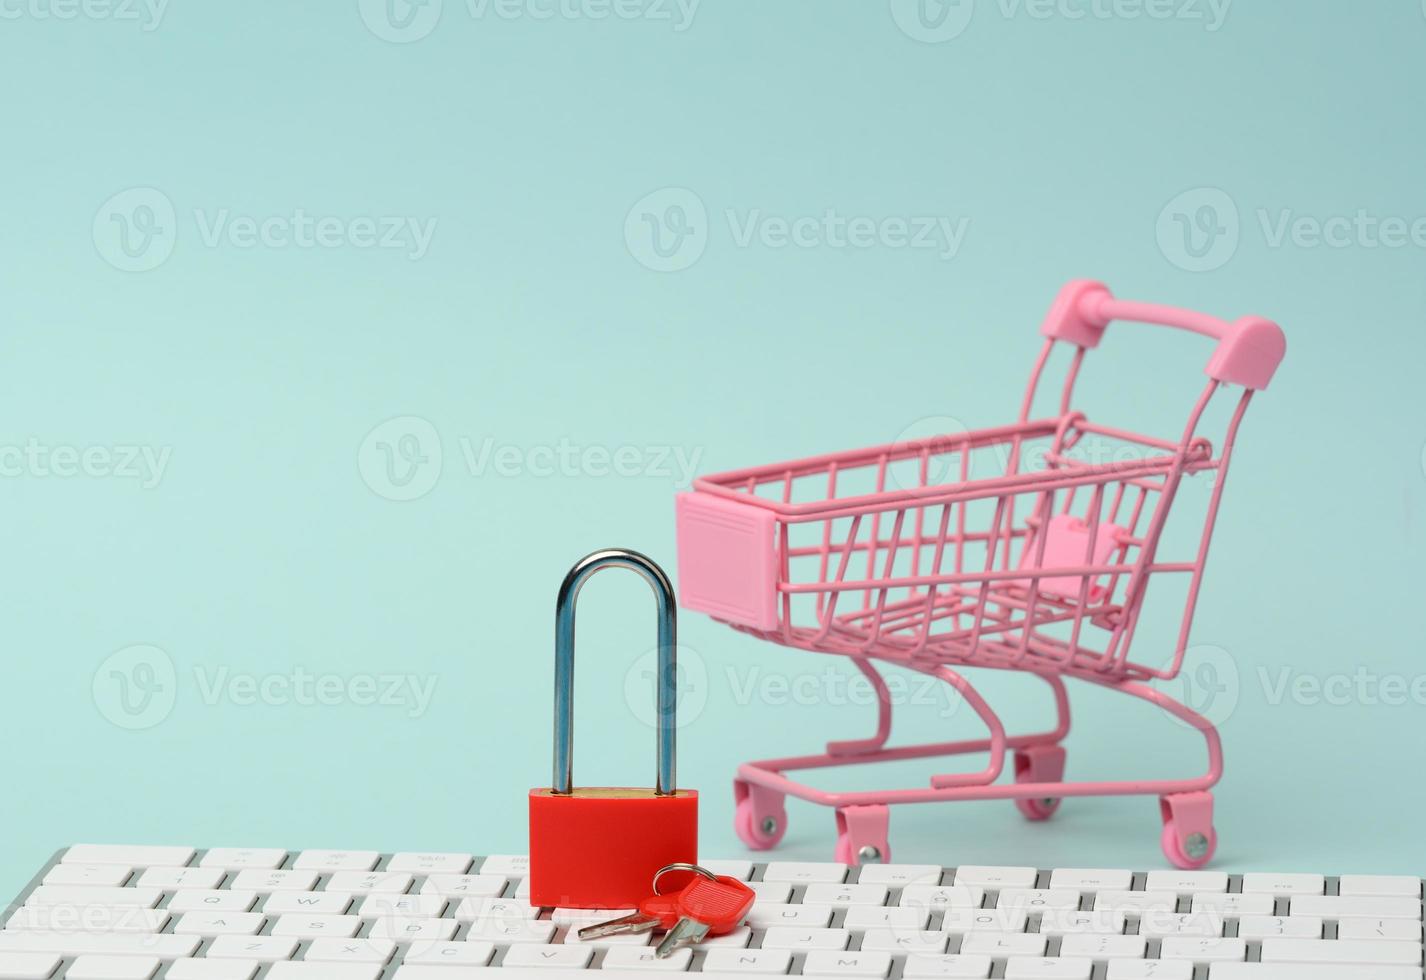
xmin=577 ymin=912 xmax=660 ymax=940
xmin=654 ymin=916 xmax=711 ymax=958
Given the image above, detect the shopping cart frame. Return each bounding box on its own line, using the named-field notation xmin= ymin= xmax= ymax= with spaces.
xmin=675 ymin=281 xmax=1285 ymax=869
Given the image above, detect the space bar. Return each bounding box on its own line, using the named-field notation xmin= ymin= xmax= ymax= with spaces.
xmin=0 ymin=933 xmax=199 ymax=957
xmin=1210 ymin=965 xmax=1423 ymax=980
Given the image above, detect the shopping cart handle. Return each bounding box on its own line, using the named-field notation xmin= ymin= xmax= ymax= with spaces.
xmin=1040 ymin=280 xmax=1286 ymax=390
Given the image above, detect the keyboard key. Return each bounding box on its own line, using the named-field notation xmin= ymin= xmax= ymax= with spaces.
xmin=694 ymin=926 xmax=751 ymax=949
xmin=172 ymin=913 xmax=266 ymax=936
xmin=168 ymin=890 xmax=258 ymax=912
xmin=230 ymin=870 xmax=318 ymax=892
xmin=264 ymin=892 xmax=353 ymax=914
xmin=959 ymin=934 xmax=1047 ymax=957
xmin=1338 ymin=918 xmax=1423 ymax=942
xmin=549 ymin=907 xmax=636 ymax=927
xmin=291 ymin=851 xmax=380 ymax=872
xmin=199 ymin=848 xmax=287 ymax=871
xmin=1209 ymin=966 xmax=1422 ymax=979
xmin=747 ymin=881 xmax=793 ymax=904
xmin=1037 ymin=910 xmax=1125 ymax=936
xmin=1058 ymin=935 xmax=1145 ymax=959
xmin=1259 ymin=938 xmax=1422 ymax=966
xmin=901 ymin=953 xmax=994 ymax=978
xmin=842 ymin=906 xmax=929 ymax=931
xmin=63 ymin=845 xmax=194 ymax=868
xmin=0 ymin=934 xmax=198 ymax=959
xmin=1003 ymin=958 xmax=1092 ymax=979
xmin=137 ymin=867 xmax=226 ymax=889
xmin=205 ymin=936 xmax=300 ymax=961
xmin=386 ymin=853 xmax=473 ymax=874
xmin=304 ymin=938 xmax=395 ymax=963
xmin=760 ymin=927 xmax=850 ymax=950
xmin=266 ymin=966 xmax=382 ymax=980
xmin=855 ymin=864 xmax=942 ymax=886
xmin=66 ymin=955 xmax=160 ymax=980
xmin=561 ymin=929 xmax=650 ymax=948
xmin=702 ymin=948 xmax=793 ymax=974
xmin=367 ymin=918 xmax=458 ymax=942
xmin=1338 ymin=875 xmax=1422 ymax=898
xmin=5 ymin=906 xmax=169 ymax=933
xmin=454 ymin=898 xmax=538 ymax=922
xmin=1190 ymin=893 xmax=1274 ymax=916
xmin=1159 ymin=937 xmax=1246 ymax=962
xmin=42 ymin=865 xmax=132 ymax=887
xmin=600 ymin=946 xmax=692 ymax=971
xmin=1048 ymin=869 xmax=1133 ymax=891
xmin=899 ymin=885 xmax=984 ymax=910
xmin=164 ymin=961 xmax=258 ymax=980
xmin=399 ymin=941 xmax=495 ymax=966
xmin=1145 ymin=870 xmax=1228 ymax=894
xmin=1138 ymin=911 xmax=1223 ymax=938
xmin=1241 ymin=873 xmax=1324 ymax=897
xmin=996 ymin=888 xmax=1080 ymax=911
xmin=698 ymin=860 xmax=754 ymax=880
xmin=463 ymin=919 xmax=556 ymax=944
xmin=1237 ymin=915 xmax=1321 ymax=940
xmin=326 ymin=871 xmax=413 ymax=894
xmin=477 ymin=855 xmax=531 ymax=876
xmin=952 ymin=866 xmax=1038 ymax=890
xmin=25 ymin=886 xmax=161 ymax=908
xmin=357 ymin=894 xmax=446 ymax=918
xmin=857 ymin=929 xmax=948 ymax=955
xmin=1289 ymin=895 xmax=1422 ymax=919
xmin=0 ymin=953 xmax=61 ymax=980
xmin=802 ymin=883 xmax=889 ymax=907
xmin=802 ymin=950 xmax=892 ymax=977
xmin=1093 ymin=890 xmax=1177 ymax=914
xmin=941 ymin=908 xmax=1027 ymax=934
xmin=420 ymin=874 xmax=507 ymax=897
xmin=746 ymin=904 xmax=834 ymax=929
xmin=761 ymin=862 xmax=849 ymax=884
xmin=502 ymin=944 xmax=593 ymax=968
xmin=270 ymin=914 xmax=362 ymax=939
xmin=1107 ymin=962 xmax=1192 ymax=979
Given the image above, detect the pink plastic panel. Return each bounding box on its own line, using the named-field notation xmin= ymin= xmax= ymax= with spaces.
xmin=1015 ymin=513 xmax=1127 ymax=602
xmin=675 ymin=492 xmax=779 ymax=631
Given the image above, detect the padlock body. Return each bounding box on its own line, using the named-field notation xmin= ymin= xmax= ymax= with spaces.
xmin=528 ymin=788 xmax=698 ymax=908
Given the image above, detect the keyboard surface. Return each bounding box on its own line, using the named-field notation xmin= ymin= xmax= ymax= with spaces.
xmin=2 ymin=846 xmax=1422 ymax=980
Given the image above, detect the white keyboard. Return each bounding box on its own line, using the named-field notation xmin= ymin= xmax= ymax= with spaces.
xmin=2 ymin=847 xmax=1422 ymax=980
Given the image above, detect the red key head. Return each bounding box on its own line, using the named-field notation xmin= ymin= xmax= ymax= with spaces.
xmin=636 ymin=893 xmax=683 ymax=930
xmin=674 ymin=875 xmax=756 ymax=933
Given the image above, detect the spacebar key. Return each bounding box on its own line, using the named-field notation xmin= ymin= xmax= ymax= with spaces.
xmin=1259 ymin=938 xmax=1422 ymax=966
xmin=0 ymin=933 xmax=199 ymax=958
xmin=1211 ymin=965 xmax=1423 ymax=980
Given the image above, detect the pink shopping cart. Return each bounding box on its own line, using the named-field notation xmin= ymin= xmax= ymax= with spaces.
xmin=674 ymin=280 xmax=1285 ymax=870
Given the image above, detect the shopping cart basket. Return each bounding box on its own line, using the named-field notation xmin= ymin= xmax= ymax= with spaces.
xmin=674 ymin=280 xmax=1285 ymax=869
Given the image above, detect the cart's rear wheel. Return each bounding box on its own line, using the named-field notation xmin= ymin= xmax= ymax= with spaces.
xmin=833 ymin=805 xmax=891 ymax=866
xmin=1013 ymin=744 xmax=1066 ymax=821
xmin=1161 ymin=820 xmax=1217 ymax=870
xmin=733 ymin=780 xmax=787 ymax=851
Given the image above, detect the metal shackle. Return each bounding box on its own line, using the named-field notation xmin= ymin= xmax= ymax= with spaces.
xmin=552 ymin=548 xmax=678 ymax=797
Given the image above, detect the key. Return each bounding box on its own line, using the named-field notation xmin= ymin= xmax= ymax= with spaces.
xmin=386 ymin=853 xmax=473 ymax=874
xmin=761 ymin=862 xmax=848 ymax=883
xmin=0 ymin=934 xmax=198 ymax=959
xmin=4 ymin=905 xmax=169 ymax=933
xmin=1259 ymin=937 xmax=1423 ymax=966
xmin=1337 ymin=875 xmax=1422 ymax=898
xmin=0 ymin=953 xmax=62 ymax=980
xmin=996 ymin=887 xmax=1080 ymax=911
xmin=577 ymin=896 xmax=681 ymax=940
xmin=199 ymin=848 xmax=287 ymax=871
xmin=399 ymin=941 xmax=495 ymax=966
xmin=265 ymin=892 xmax=353 ymax=914
xmin=265 ymin=966 xmax=383 ymax=980
xmin=855 ymin=863 xmax=943 ymax=886
xmin=654 ymin=874 xmax=757 ymax=958
xmin=1237 ymin=915 xmax=1321 ymax=940
xmin=601 ymin=945 xmax=694 ymax=971
xmin=1190 ymin=893 xmax=1274 ymax=916
xmin=229 ymin=870 xmax=318 ymax=892
xmin=1145 ymin=870 xmax=1228 ymax=894
xmin=801 ymin=950 xmax=893 ymax=977
xmin=164 ymin=961 xmax=258 ymax=980
xmin=420 ymin=874 xmax=506 ymax=897
xmin=696 ymin=860 xmax=753 ymax=880
xmin=325 ymin=871 xmax=412 ymax=894
xmin=760 ymin=927 xmax=850 ymax=951
xmin=304 ymin=938 xmax=396 ymax=963
xmin=205 ymin=935 xmax=299 ymax=961
xmin=1058 ymin=935 xmax=1145 ymax=959
xmin=1093 ymin=890 xmax=1178 ymax=914
xmin=503 ymin=944 xmax=594 ymax=969
xmin=803 ymin=883 xmax=890 ymax=906
xmin=1106 ymin=963 xmax=1192 ymax=980
xmin=168 ymin=890 xmax=258 ymax=912
xmin=65 ymin=955 xmax=161 ymax=980
xmin=62 ymin=845 xmax=195 ymax=868
xmin=1289 ymin=895 xmax=1421 ymax=919
xmin=477 ymin=855 xmax=530 ymax=876
xmin=357 ymin=894 xmax=446 ymax=918
xmin=1159 ymin=937 xmax=1246 ymax=961
xmin=1209 ymin=966 xmax=1422 ymax=979
xmin=1241 ymin=873 xmax=1324 ymax=897
xmin=291 ymin=851 xmax=380 ymax=872
xmin=41 ymin=865 xmax=132 ymax=887
xmin=901 ymin=954 xmax=994 ymax=978
xmin=1337 ymin=918 xmax=1423 ymax=942
xmin=1048 ymin=869 xmax=1133 ymax=891
xmin=172 ymin=913 xmax=266 ymax=936
xmin=1003 ymin=958 xmax=1092 ymax=980
xmin=25 ymin=886 xmax=161 ymax=908
xmin=959 ymin=934 xmax=1048 ymax=957
xmin=952 ymin=866 xmax=1038 ymax=889
xmin=746 ymin=903 xmax=834 ymax=928
xmin=842 ymin=906 xmax=929 ymax=930
xmin=1037 ymin=909 xmax=1125 ymax=936
xmin=701 ymin=948 xmax=794 ymax=974
xmin=858 ymin=929 xmax=949 ymax=955
xmin=269 ymin=914 xmax=362 ymax=939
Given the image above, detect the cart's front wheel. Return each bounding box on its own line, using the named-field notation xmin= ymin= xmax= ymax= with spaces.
xmin=733 ymin=780 xmax=787 ymax=851
xmin=833 ymin=805 xmax=891 ymax=866
xmin=1161 ymin=820 xmax=1217 ymax=870
xmin=1013 ymin=744 xmax=1066 ymax=821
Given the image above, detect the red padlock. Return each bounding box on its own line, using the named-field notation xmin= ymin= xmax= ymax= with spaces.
xmin=528 ymin=549 xmax=699 ymax=909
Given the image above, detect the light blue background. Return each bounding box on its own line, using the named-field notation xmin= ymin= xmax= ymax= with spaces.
xmin=3 ymin=1 xmax=1425 ymax=901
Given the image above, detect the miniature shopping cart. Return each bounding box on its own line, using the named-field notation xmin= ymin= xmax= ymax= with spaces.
xmin=674 ymin=280 xmax=1285 ymax=870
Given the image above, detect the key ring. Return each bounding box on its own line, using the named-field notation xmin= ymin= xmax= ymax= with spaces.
xmin=651 ymin=862 xmax=718 ymax=895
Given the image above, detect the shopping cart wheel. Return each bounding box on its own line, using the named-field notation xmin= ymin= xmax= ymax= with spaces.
xmin=733 ymin=779 xmax=787 ymax=850
xmin=1159 ymin=791 xmax=1217 ymax=870
xmin=1012 ymin=745 xmax=1066 ymax=821
xmin=833 ymin=805 xmax=891 ymax=866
